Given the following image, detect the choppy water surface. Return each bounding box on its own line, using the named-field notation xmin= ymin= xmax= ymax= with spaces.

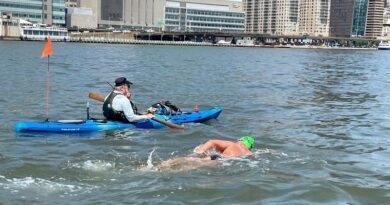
xmin=0 ymin=41 xmax=389 ymax=204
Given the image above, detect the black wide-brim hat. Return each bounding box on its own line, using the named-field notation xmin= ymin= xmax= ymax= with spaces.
xmin=115 ymin=77 xmax=133 ymax=87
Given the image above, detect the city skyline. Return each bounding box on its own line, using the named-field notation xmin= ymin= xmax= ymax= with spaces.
xmin=0 ymin=0 xmax=388 ymax=39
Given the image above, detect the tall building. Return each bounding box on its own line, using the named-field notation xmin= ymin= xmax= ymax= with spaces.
xmin=243 ymin=0 xmax=260 ymax=32
xmin=383 ymin=6 xmax=390 ymax=38
xmin=299 ymin=0 xmax=330 ymax=36
xmin=0 ymin=0 xmax=65 ymax=25
xmin=243 ymin=0 xmax=300 ymax=36
xmin=330 ymin=0 xmax=384 ymax=38
xmin=365 ymin=0 xmax=385 ymax=38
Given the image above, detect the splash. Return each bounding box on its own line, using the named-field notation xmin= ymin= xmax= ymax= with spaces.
xmin=146 ymin=148 xmax=156 ymax=169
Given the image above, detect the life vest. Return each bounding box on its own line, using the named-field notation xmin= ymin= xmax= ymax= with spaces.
xmin=102 ymin=91 xmax=138 ymax=122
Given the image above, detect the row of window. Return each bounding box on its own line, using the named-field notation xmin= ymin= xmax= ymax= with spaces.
xmin=11 ymin=12 xmax=41 ymax=19
xmin=165 ymin=7 xmax=244 ymax=18
xmin=0 ymin=3 xmax=42 ymax=10
xmin=190 ymin=23 xmax=244 ymax=29
xmin=53 ymin=15 xmax=65 ymax=20
xmin=166 ymin=15 xmax=244 ymax=24
xmin=23 ymin=29 xmax=67 ymax=36
xmin=53 ymin=7 xmax=65 ymax=12
xmin=165 ymin=22 xmax=244 ymax=29
xmin=187 ymin=10 xmax=244 ymax=18
xmin=0 ymin=3 xmax=65 ymax=12
xmin=165 ymin=8 xmax=180 ymax=13
xmin=165 ymin=26 xmax=243 ymax=32
xmin=165 ymin=20 xmax=179 ymax=25
xmin=166 ymin=17 xmax=244 ymax=25
xmin=187 ymin=17 xmax=244 ymax=24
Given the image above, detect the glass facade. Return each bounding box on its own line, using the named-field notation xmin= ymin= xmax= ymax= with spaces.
xmin=165 ymin=6 xmax=245 ymax=33
xmin=0 ymin=0 xmax=65 ymax=25
xmin=0 ymin=0 xmax=43 ymax=23
xmin=53 ymin=0 xmax=65 ymax=25
xmin=351 ymin=0 xmax=368 ymax=37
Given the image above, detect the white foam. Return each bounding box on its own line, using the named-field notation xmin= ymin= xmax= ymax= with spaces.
xmin=0 ymin=175 xmax=86 ymax=195
xmin=254 ymin=148 xmax=288 ymax=157
xmin=82 ymin=160 xmax=114 ymax=172
xmin=68 ymin=160 xmax=115 ymax=172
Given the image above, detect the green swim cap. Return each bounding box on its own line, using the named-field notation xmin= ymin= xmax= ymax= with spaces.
xmin=239 ymin=136 xmax=254 ymax=149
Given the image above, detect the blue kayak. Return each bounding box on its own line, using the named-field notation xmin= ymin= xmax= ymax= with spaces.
xmin=15 ymin=107 xmax=223 ymax=133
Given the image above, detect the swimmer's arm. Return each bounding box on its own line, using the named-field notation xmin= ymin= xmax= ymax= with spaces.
xmin=195 ymin=140 xmax=232 ymax=154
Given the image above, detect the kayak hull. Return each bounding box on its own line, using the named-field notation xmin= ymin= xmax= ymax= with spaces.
xmin=15 ymin=107 xmax=223 ymax=133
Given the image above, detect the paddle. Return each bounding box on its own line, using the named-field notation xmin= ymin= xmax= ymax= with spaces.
xmin=88 ymin=92 xmax=185 ymax=130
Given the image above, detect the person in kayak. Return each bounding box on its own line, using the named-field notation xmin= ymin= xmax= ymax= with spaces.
xmin=103 ymin=77 xmax=154 ymax=123
xmin=156 ymin=136 xmax=254 ymax=171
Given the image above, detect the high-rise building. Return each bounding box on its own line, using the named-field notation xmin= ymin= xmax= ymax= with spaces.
xmin=0 ymin=0 xmax=65 ymax=25
xmin=330 ymin=0 xmax=384 ymax=38
xmin=329 ymin=0 xmax=355 ymax=37
xmin=383 ymin=6 xmax=390 ymax=38
xmin=243 ymin=0 xmax=260 ymax=32
xmin=244 ymin=0 xmax=300 ymax=35
xmin=365 ymin=0 xmax=385 ymax=38
xmin=299 ymin=0 xmax=330 ymax=36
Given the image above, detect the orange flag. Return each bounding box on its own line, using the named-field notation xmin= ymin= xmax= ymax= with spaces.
xmin=41 ymin=36 xmax=53 ymax=58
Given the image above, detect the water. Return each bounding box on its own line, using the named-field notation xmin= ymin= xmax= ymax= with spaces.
xmin=0 ymin=41 xmax=389 ymax=204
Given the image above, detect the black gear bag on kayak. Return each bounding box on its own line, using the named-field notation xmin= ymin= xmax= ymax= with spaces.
xmin=150 ymin=101 xmax=181 ymax=115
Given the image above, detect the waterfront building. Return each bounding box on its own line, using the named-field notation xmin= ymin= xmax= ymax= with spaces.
xmin=76 ymin=0 xmax=244 ymax=32
xmin=243 ymin=0 xmax=300 ymax=36
xmin=66 ymin=7 xmax=96 ymax=29
xmin=329 ymin=0 xmax=384 ymax=38
xmin=0 ymin=16 xmax=33 ymax=38
xmin=0 ymin=0 xmax=65 ymax=26
xmin=77 ymin=0 xmax=166 ymax=30
xmin=299 ymin=0 xmax=330 ymax=37
xmin=164 ymin=0 xmax=245 ymax=33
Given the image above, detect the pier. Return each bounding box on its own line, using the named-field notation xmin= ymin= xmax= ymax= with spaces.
xmin=66 ymin=30 xmax=380 ymax=49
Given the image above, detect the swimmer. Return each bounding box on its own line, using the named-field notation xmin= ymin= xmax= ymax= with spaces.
xmin=192 ymin=136 xmax=254 ymax=159
xmin=156 ymin=136 xmax=254 ymax=171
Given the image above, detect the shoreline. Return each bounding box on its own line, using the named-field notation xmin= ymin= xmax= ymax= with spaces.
xmin=0 ymin=37 xmax=378 ymax=50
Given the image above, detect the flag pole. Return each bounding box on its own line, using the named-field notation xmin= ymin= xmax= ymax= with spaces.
xmin=46 ymin=55 xmax=50 ymax=121
xmin=41 ymin=36 xmax=53 ymax=121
